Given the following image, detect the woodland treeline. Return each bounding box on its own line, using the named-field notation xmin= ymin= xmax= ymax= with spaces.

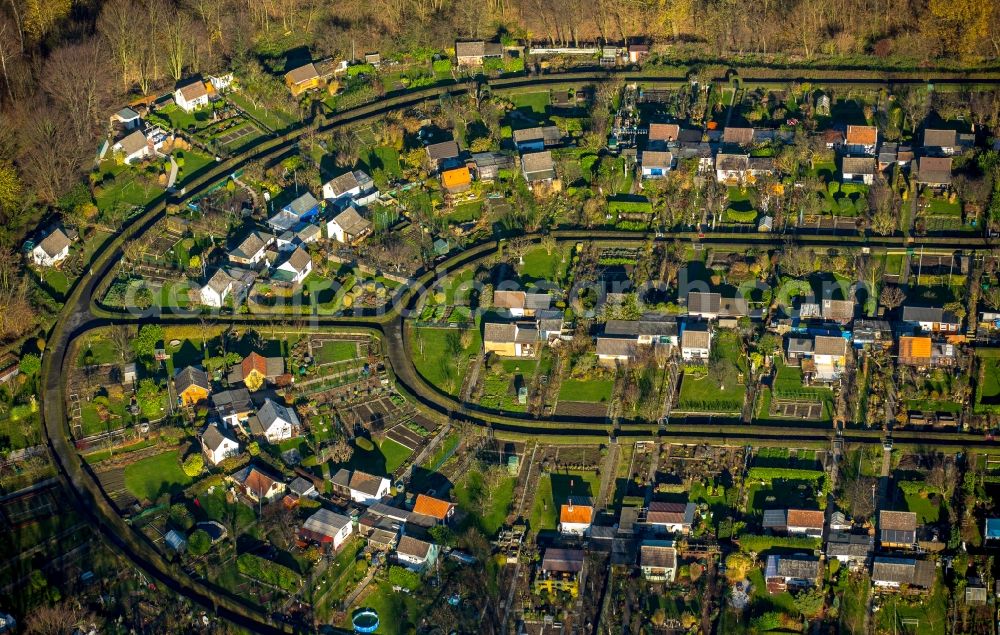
xmin=0 ymin=0 xmax=996 ymax=260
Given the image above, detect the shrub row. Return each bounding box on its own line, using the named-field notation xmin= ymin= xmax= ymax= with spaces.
xmin=747 ymin=467 xmax=825 ymax=482
xmin=736 ymin=533 xmax=822 ymax=553
xmin=236 ymin=554 xmax=300 ymax=593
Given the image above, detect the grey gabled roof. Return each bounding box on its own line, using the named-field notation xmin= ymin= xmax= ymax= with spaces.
xmin=687 ymin=291 xmax=721 ymax=315
xmin=762 ymin=509 xmax=787 ymax=528
xmin=524 ymin=293 xmax=552 ymax=310
xmin=326 ymin=171 xmax=361 ymax=195
xmin=396 ymin=535 xmax=432 ymax=559
xmin=286 ymin=192 xmax=319 ymax=216
xmin=37 ymin=228 xmax=72 ymax=257
xmin=201 ymin=424 xmax=235 ymax=452
xmin=231 ymin=231 xmax=271 ymax=259
xmin=288 ymin=476 xmax=315 ymax=496
xmin=472 ymin=152 xmax=514 ymax=169
xmin=175 ymin=366 xmax=209 ymax=394
xmin=923 ymin=129 xmax=957 ymax=148
xmin=842 ymin=156 xmax=875 ymax=175
xmin=211 ymin=388 xmax=253 ymax=414
xmin=302 ymin=508 xmax=351 ymax=537
xmin=285 ymin=63 xmax=319 ymax=85
xmin=331 ymin=468 xmax=351 ymax=489
xmin=116 ymin=130 xmax=148 ymax=157
xmin=280 ymin=247 xmax=312 ymax=274
xmin=826 ymin=531 xmax=873 ymax=558
xmin=872 ymin=557 xmax=916 ymax=584
xmin=787 ymin=337 xmax=814 ymax=355
xmin=541 ymin=548 xmax=585 ymax=573
xmin=773 ymin=555 xmax=821 ymax=580
xmin=484 ymin=322 xmax=517 ymax=344
xmin=426 ymin=140 xmax=460 ymax=161
xmin=902 ymin=305 xmax=959 ymax=325
xmin=521 ymin=151 xmax=555 ymax=178
xmin=349 ymin=470 xmax=387 ymax=496
xmin=332 ymin=207 xmax=371 ymax=236
xmin=256 ymin=398 xmax=298 ymax=430
xmin=596 ymin=337 xmax=638 ymax=358
xmin=205 ymin=268 xmax=235 ymax=294
xmin=513 ymin=126 xmax=561 ymax=146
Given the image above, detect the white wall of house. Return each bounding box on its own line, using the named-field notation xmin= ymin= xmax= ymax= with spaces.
xmin=682 ymin=346 xmax=710 ymax=361
xmin=263 ymin=420 xmax=294 ymax=443
xmin=32 ymin=245 xmax=68 ymax=267
xmin=175 ymin=90 xmax=209 ymax=113
xmin=559 ymin=521 xmax=590 ymax=536
xmin=203 ymin=437 xmax=240 ymax=465
xmin=200 ymin=284 xmax=229 ymax=308
xmin=843 ymin=172 xmax=874 ymax=185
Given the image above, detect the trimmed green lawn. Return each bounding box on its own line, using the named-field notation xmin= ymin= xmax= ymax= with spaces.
xmin=447 ymin=200 xmax=483 ymax=224
xmin=747 ymin=568 xmax=798 ymax=615
xmin=173 ymin=149 xmax=215 ymax=187
xmin=980 ymin=358 xmax=1000 ymax=399
xmin=198 ymin=487 xmax=256 ymax=527
xmin=156 ymin=104 xmax=214 ymax=131
xmin=42 ymin=269 xmax=70 ymax=296
xmin=529 ymin=469 xmax=600 ymax=532
xmin=677 ymin=371 xmax=745 ymax=412
xmin=927 ymin=197 xmax=962 ymax=216
xmin=380 ymin=438 xmax=412 ymax=474
xmin=906 ymin=399 xmax=962 ymax=413
xmin=903 ymin=488 xmax=941 ymax=524
xmin=314 ymin=340 xmax=359 ymax=364
xmin=511 ymin=91 xmax=549 ymax=114
xmin=94 ymin=173 xmax=163 ymax=214
xmin=558 ymin=379 xmax=614 ymax=403
xmin=885 ymin=254 xmax=906 ymax=276
xmin=410 ymin=325 xmax=481 ymax=396
xmin=772 ymin=363 xmax=835 ymax=412
xmin=124 ymin=450 xmax=193 ymax=502
xmin=77 ymin=335 xmax=119 ymax=366
xmin=521 ymin=246 xmax=569 ymax=282
xmin=725 ymin=186 xmax=756 ymax=222
xmin=809 ymin=159 xmax=837 ymax=181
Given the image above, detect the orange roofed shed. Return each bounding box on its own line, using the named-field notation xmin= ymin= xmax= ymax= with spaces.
xmin=442 ymin=166 xmax=472 ymax=193
xmin=560 ymin=503 xmax=594 ymax=526
xmin=413 ymin=494 xmax=455 ymax=522
xmin=899 ymin=336 xmax=932 ymax=366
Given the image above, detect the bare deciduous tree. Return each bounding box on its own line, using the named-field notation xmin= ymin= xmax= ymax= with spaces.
xmin=880 ymin=285 xmax=906 ymax=310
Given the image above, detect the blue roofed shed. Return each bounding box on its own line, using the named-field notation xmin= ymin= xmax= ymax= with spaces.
xmin=283 ymin=191 xmax=320 ymax=221
xmin=165 ymin=529 xmax=187 ymax=552
xmin=985 ymin=518 xmax=1000 ymax=541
